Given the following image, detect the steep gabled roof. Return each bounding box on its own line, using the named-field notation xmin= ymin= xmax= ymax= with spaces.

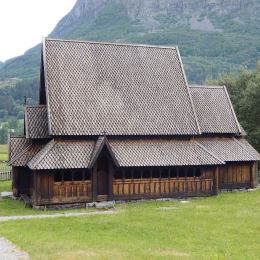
xmin=42 ymin=38 xmax=200 ymax=136
xmin=190 ymin=85 xmax=241 ymax=134
xmin=88 ymin=136 xmax=119 ymax=168
xmin=25 ymin=105 xmax=49 ymax=139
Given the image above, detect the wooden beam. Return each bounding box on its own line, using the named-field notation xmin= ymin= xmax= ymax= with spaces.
xmin=108 ymin=160 xmax=114 ymax=200
xmin=92 ymin=165 xmax=97 ymax=202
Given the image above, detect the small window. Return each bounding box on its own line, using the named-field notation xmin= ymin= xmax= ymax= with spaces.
xmin=143 ymin=168 xmax=150 ymax=179
xmin=133 ymin=169 xmax=141 ymax=179
xmin=153 ymin=169 xmax=160 ymax=178
xmin=63 ymin=172 xmax=73 ymax=182
xmin=114 ymin=170 xmax=122 ymax=179
xmin=195 ymin=168 xmax=201 ymax=177
xmin=161 ymin=168 xmax=169 ymax=179
xmin=54 ymin=172 xmax=62 ymax=182
xmin=74 ymin=171 xmax=83 ymax=181
xmin=125 ymin=169 xmax=132 ymax=179
xmin=85 ymin=170 xmax=91 ymax=180
xmin=187 ymin=168 xmax=194 ymax=177
xmin=178 ymin=168 xmax=186 ymax=178
xmin=171 ymin=168 xmax=178 ymax=178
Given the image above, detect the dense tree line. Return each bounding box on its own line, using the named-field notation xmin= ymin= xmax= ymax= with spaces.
xmin=209 ymin=64 xmax=260 ymax=152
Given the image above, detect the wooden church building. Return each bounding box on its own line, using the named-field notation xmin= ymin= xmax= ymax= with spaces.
xmin=9 ymin=38 xmax=260 ymax=206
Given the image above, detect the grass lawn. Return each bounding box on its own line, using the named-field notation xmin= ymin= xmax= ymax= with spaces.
xmin=0 ymin=144 xmax=8 ymax=161
xmin=0 ymin=186 xmax=259 ymax=259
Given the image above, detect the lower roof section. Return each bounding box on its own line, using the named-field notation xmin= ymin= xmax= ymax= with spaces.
xmin=26 ymin=138 xmax=223 ymax=170
xmin=109 ymin=139 xmax=223 ymax=167
xmin=9 ymin=136 xmax=31 ymax=162
xmin=28 ymin=140 xmax=95 ymax=170
xmin=9 ymin=137 xmax=45 ymax=167
xmin=196 ymin=137 xmax=260 ymax=162
xmin=10 ymin=136 xmax=259 ymax=170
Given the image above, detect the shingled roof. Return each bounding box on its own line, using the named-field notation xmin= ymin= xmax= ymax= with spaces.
xmin=25 ymin=105 xmax=49 ymax=139
xmin=27 ymin=137 xmax=224 ymax=170
xmin=196 ymin=137 xmax=260 ymax=162
xmin=42 ymin=38 xmax=200 ymax=136
xmin=9 ymin=136 xmax=31 ymax=162
xmin=28 ymin=140 xmax=95 ymax=170
xmin=108 ymin=139 xmax=223 ymax=167
xmin=190 ymin=85 xmax=241 ymax=134
xmin=10 ymin=143 xmax=45 ymax=167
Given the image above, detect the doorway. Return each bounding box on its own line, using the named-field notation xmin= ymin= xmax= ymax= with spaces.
xmin=96 ymin=150 xmax=109 ymax=200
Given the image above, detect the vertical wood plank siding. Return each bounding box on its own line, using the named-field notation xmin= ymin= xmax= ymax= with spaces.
xmin=113 ymin=178 xmax=213 ymax=199
xmin=33 ymin=171 xmax=93 ymax=205
xmin=112 ymin=167 xmax=215 ymax=199
xmin=219 ymin=163 xmax=254 ymax=189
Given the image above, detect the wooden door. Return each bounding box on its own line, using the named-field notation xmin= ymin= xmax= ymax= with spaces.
xmin=97 ymin=170 xmax=108 ymax=195
xmin=97 ymin=152 xmax=109 ymax=196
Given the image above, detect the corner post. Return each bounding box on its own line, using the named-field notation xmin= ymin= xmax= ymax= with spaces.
xmin=213 ymin=166 xmax=219 ymax=195
xmin=92 ymin=165 xmax=97 ymax=202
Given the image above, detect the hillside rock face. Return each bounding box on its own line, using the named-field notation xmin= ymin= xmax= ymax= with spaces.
xmin=52 ymin=0 xmax=258 ymax=36
xmin=1 ymin=0 xmax=260 ymax=83
xmin=58 ymin=0 xmax=256 ymax=21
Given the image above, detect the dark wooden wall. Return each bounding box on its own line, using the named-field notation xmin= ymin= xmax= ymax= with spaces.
xmin=12 ymin=160 xmax=258 ymax=206
xmin=218 ymin=162 xmax=257 ymax=189
xmin=112 ymin=166 xmax=217 ymax=200
xmin=12 ymin=167 xmax=33 ymax=197
xmin=32 ymin=170 xmax=92 ymax=205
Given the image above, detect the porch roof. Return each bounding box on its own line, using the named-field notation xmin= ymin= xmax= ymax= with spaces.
xmin=28 ymin=140 xmax=95 ymax=170
xmin=27 ymin=138 xmax=224 ymax=170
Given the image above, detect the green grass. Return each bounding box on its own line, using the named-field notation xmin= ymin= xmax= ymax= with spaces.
xmin=0 ymin=144 xmax=8 ymax=161
xmin=0 ymin=180 xmax=11 ymax=192
xmin=0 ymin=189 xmax=259 ymax=259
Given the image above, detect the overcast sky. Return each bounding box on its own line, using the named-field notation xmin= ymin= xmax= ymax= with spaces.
xmin=0 ymin=0 xmax=77 ymax=62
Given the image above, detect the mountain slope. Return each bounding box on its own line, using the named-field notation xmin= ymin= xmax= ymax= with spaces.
xmin=1 ymin=0 xmax=260 ymax=83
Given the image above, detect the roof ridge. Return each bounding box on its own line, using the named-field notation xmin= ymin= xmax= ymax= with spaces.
xmin=9 ymin=135 xmax=26 ymax=139
xmin=195 ymin=140 xmax=225 ymax=164
xmin=190 ymin=85 xmax=225 ymax=89
xmin=28 ymin=139 xmax=55 ymax=169
xmin=44 ymin=37 xmax=178 ymax=51
xmin=223 ymin=86 xmax=242 ymax=134
xmin=25 ymin=105 xmax=47 ymax=108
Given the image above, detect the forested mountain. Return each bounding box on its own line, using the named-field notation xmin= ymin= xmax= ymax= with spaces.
xmin=0 ymin=0 xmax=260 ymax=144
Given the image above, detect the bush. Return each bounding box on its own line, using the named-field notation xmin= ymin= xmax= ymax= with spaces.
xmin=0 ymin=109 xmax=8 ymax=118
